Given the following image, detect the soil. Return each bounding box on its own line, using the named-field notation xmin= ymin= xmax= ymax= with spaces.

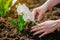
xmin=0 ymin=0 xmax=60 ymax=40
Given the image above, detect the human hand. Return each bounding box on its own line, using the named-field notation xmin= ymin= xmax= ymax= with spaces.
xmin=31 ymin=20 xmax=59 ymax=37
xmin=32 ymin=5 xmax=47 ymax=21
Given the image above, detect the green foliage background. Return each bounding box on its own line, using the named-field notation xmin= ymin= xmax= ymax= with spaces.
xmin=0 ymin=0 xmax=12 ymax=17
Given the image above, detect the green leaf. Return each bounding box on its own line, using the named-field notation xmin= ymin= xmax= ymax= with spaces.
xmin=8 ymin=15 xmax=27 ymax=31
xmin=8 ymin=17 xmax=19 ymax=29
xmin=0 ymin=0 xmax=2 ymax=9
xmin=8 ymin=13 xmax=27 ymax=32
xmin=4 ymin=0 xmax=12 ymax=16
xmin=19 ymin=22 xmax=27 ymax=31
xmin=0 ymin=0 xmax=3 ymax=16
xmin=0 ymin=0 xmax=12 ymax=17
xmin=4 ymin=0 xmax=12 ymax=9
xmin=18 ymin=14 xmax=27 ymax=31
xmin=18 ymin=15 xmax=25 ymax=26
xmin=0 ymin=0 xmax=2 ymax=4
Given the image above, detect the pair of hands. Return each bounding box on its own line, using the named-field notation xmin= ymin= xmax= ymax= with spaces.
xmin=31 ymin=5 xmax=59 ymax=37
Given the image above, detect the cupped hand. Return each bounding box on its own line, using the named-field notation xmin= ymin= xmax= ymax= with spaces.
xmin=32 ymin=5 xmax=47 ymax=21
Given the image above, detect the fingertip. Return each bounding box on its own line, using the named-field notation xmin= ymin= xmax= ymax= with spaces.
xmin=39 ymin=36 xmax=41 ymax=38
xmin=39 ymin=32 xmax=47 ymax=38
xmin=33 ymin=33 xmax=36 ymax=36
xmin=37 ymin=16 xmax=41 ymax=21
xmin=39 ymin=34 xmax=43 ymax=38
xmin=30 ymin=29 xmax=34 ymax=32
xmin=31 ymin=26 xmax=37 ymax=29
xmin=30 ymin=30 xmax=33 ymax=32
xmin=39 ymin=35 xmax=43 ymax=38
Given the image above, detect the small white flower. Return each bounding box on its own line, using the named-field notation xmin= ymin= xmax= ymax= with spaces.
xmin=17 ymin=4 xmax=34 ymax=22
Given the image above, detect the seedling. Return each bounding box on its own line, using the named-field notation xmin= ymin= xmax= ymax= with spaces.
xmin=8 ymin=4 xmax=35 ymax=32
xmin=8 ymin=12 xmax=27 ymax=32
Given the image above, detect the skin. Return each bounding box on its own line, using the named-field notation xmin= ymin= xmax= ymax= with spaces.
xmin=31 ymin=0 xmax=60 ymax=38
xmin=31 ymin=20 xmax=60 ymax=37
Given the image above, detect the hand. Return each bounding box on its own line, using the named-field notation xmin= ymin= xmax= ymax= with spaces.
xmin=32 ymin=5 xmax=47 ymax=21
xmin=31 ymin=20 xmax=59 ymax=37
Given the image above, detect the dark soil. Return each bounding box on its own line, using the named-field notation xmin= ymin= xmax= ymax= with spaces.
xmin=0 ymin=0 xmax=60 ymax=40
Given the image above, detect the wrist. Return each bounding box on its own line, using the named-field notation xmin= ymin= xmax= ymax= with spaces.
xmin=41 ymin=3 xmax=48 ymax=11
xmin=42 ymin=0 xmax=60 ymax=11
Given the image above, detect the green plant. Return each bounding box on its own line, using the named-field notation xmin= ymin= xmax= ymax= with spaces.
xmin=0 ymin=0 xmax=12 ymax=17
xmin=8 ymin=13 xmax=27 ymax=32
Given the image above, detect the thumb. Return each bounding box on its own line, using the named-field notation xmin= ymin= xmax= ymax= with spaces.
xmin=32 ymin=9 xmax=38 ymax=19
xmin=37 ymin=11 xmax=43 ymax=21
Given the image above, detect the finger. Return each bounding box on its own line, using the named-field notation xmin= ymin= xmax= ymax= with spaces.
xmin=31 ymin=23 xmax=44 ymax=29
xmin=37 ymin=11 xmax=43 ymax=21
xmin=39 ymin=32 xmax=47 ymax=38
xmin=31 ymin=25 xmax=40 ymax=29
xmin=32 ymin=9 xmax=39 ymax=19
xmin=38 ymin=14 xmax=42 ymax=21
xmin=31 ymin=26 xmax=44 ymax=32
xmin=33 ymin=30 xmax=44 ymax=36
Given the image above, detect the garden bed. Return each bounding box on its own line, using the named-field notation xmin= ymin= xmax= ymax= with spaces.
xmin=0 ymin=0 xmax=60 ymax=40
